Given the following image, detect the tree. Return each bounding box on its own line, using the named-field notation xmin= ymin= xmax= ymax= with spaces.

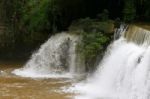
xmin=123 ymin=0 xmax=136 ymax=22
xmin=97 ymin=9 xmax=109 ymax=21
xmin=144 ymin=0 xmax=150 ymax=21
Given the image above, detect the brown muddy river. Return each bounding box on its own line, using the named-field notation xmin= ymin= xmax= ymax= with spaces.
xmin=0 ymin=63 xmax=74 ymax=99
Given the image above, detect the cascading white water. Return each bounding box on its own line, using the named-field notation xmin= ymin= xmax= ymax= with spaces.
xmin=13 ymin=33 xmax=83 ymax=78
xmin=114 ymin=24 xmax=127 ymax=40
xmin=125 ymin=25 xmax=150 ymax=46
xmin=73 ymin=26 xmax=150 ymax=99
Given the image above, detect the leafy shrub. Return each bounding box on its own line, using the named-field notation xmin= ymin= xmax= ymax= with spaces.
xmin=69 ymin=18 xmax=114 ymax=33
xmin=97 ymin=9 xmax=109 ymax=21
xmin=123 ymin=0 xmax=136 ymax=22
xmin=76 ymin=31 xmax=111 ymax=71
xmin=70 ymin=18 xmax=114 ymax=71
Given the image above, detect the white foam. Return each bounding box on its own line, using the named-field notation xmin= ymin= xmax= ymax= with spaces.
xmin=12 ymin=69 xmax=73 ymax=78
xmin=73 ymin=37 xmax=150 ymax=99
xmin=12 ymin=33 xmax=82 ymax=78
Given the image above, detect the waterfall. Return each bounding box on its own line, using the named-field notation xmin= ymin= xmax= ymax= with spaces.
xmin=125 ymin=25 xmax=150 ymax=46
xmin=13 ymin=33 xmax=84 ymax=78
xmin=114 ymin=24 xmax=127 ymax=40
xmin=73 ymin=25 xmax=150 ymax=99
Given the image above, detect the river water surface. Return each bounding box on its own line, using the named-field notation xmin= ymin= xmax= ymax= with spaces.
xmin=0 ymin=62 xmax=74 ymax=99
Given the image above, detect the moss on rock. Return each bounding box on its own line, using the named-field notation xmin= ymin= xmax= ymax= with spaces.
xmin=69 ymin=18 xmax=114 ymax=72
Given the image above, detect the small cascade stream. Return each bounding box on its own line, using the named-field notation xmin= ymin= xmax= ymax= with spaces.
xmin=13 ymin=33 xmax=84 ymax=78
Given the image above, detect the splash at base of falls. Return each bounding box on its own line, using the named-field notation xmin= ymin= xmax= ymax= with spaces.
xmin=72 ymin=26 xmax=150 ymax=99
xmin=72 ymin=38 xmax=150 ymax=99
xmin=13 ymin=33 xmax=84 ymax=78
xmin=13 ymin=70 xmax=72 ymax=78
xmin=0 ymin=64 xmax=73 ymax=99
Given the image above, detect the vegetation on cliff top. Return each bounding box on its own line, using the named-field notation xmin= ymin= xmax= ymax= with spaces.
xmin=69 ymin=18 xmax=113 ymax=71
xmin=0 ymin=0 xmax=149 ymax=60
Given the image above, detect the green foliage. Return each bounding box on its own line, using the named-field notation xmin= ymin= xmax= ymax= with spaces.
xmin=144 ymin=0 xmax=150 ymax=21
xmin=22 ymin=0 xmax=59 ymax=33
xmin=69 ymin=18 xmax=114 ymax=34
xmin=69 ymin=18 xmax=93 ymax=33
xmin=123 ymin=0 xmax=136 ymax=22
xmin=81 ymin=32 xmax=110 ymax=60
xmin=72 ymin=18 xmax=113 ymax=71
xmin=0 ymin=0 xmax=150 ymax=60
xmin=76 ymin=30 xmax=111 ymax=71
xmin=97 ymin=9 xmax=109 ymax=21
xmin=0 ymin=0 xmax=24 ymax=53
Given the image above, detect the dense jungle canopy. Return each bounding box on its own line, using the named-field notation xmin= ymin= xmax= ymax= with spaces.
xmin=0 ymin=0 xmax=149 ymax=60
